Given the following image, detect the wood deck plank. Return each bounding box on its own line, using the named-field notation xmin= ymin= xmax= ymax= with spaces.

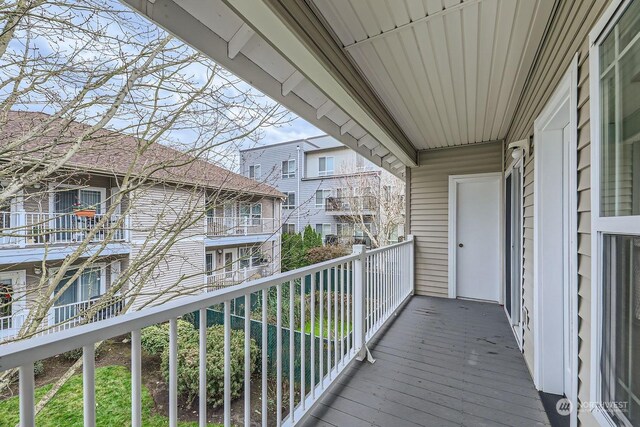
xmin=301 ymin=296 xmax=551 ymax=426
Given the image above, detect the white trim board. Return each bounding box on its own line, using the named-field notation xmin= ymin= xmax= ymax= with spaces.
xmin=447 ymin=172 xmax=503 ymax=301
xmin=532 ymin=55 xmax=579 ymax=421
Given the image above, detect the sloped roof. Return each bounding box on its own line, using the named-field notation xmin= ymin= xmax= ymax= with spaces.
xmin=1 ymin=111 xmax=283 ymax=198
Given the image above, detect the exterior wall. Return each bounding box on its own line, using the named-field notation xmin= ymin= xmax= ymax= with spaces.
xmin=128 ymin=184 xmax=206 ymax=309
xmin=503 ymin=1 xmax=613 ymax=425
xmin=409 ymin=142 xmax=502 ymax=297
xmin=241 ymin=138 xmax=381 ymax=236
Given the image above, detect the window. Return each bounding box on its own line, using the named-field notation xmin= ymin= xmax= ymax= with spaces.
xmin=336 ymin=223 xmax=353 ymax=237
xmin=52 ymin=266 xmax=104 ymax=324
xmin=599 ymin=1 xmax=640 ymax=217
xmin=315 ymin=224 xmax=331 ymax=238
xmin=601 ymin=235 xmax=640 ymax=424
xmin=54 ymin=188 xmax=104 ymax=213
xmin=239 ymin=246 xmax=263 ymax=269
xmin=318 ymin=157 xmax=334 ymax=176
xmin=593 ymin=2 xmax=640 ymax=425
xmin=282 ymin=159 xmax=296 ymax=179
xmin=283 ymin=223 xmax=296 ymax=234
xmin=249 ymin=165 xmax=261 ymax=179
xmin=205 ymin=253 xmax=214 ymax=273
xmin=315 ymin=189 xmax=331 ymax=208
xmin=283 ymin=192 xmax=295 ymax=209
xmin=240 ymin=203 xmax=262 ymax=224
xmin=239 ymin=247 xmax=251 ymax=269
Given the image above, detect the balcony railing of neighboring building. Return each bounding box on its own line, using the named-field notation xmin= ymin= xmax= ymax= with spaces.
xmin=206 ymin=216 xmax=279 ymax=237
xmin=205 ymin=262 xmax=277 ymax=291
xmin=0 ymin=237 xmax=414 ymax=427
xmin=0 ymin=294 xmax=126 ymax=342
xmin=0 ymin=211 xmax=126 ymax=247
xmin=324 ymin=196 xmax=377 ymax=213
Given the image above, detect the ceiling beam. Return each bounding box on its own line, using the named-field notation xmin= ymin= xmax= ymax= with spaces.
xmin=316 ymin=99 xmax=334 ymax=119
xmin=228 ymin=23 xmax=255 ymax=59
xmin=281 ymin=70 xmax=304 ymax=96
xmin=340 ymin=119 xmax=356 ymax=135
xmin=223 ymin=0 xmax=418 ymax=168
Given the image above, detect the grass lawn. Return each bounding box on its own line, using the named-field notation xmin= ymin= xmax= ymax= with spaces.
xmin=303 ymin=317 xmax=352 ymax=338
xmin=0 ymin=365 xmax=221 ymax=427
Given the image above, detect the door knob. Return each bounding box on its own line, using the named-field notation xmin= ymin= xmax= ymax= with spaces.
xmin=458 ymin=243 xmax=464 ymax=248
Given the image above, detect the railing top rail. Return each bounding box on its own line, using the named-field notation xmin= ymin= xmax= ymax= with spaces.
xmin=0 ymin=251 xmax=358 ymax=370
xmin=365 ymin=238 xmax=413 ymax=256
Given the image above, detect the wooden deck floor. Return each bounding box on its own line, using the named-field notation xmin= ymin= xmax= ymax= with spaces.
xmin=301 ymin=296 xmax=551 ymax=427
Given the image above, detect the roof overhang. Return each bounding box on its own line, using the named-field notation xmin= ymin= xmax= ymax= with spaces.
xmin=123 ymin=0 xmax=554 ymax=179
xmin=122 ymin=0 xmax=416 ymax=179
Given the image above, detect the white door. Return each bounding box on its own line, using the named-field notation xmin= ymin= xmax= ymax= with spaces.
xmin=453 ymin=175 xmax=501 ymax=302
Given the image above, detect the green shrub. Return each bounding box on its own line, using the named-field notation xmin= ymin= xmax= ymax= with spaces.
xmin=61 ymin=345 xmax=103 ymax=362
xmin=141 ymin=319 xmax=197 ymax=356
xmin=305 ymin=245 xmax=350 ymax=264
xmin=161 ymin=324 xmax=258 ymax=408
xmin=33 ymin=360 xmax=45 ymax=377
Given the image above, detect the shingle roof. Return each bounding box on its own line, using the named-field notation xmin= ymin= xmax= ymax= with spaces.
xmin=1 ymin=111 xmax=284 ymax=198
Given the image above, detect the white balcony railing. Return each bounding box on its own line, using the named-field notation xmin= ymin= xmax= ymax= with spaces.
xmin=206 ymin=216 xmax=279 ymax=237
xmin=206 ymin=263 xmax=277 ymax=291
xmin=0 ymin=211 xmax=126 ymax=247
xmin=0 ymin=237 xmax=414 ymax=427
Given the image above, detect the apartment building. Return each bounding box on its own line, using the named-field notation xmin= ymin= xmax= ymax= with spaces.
xmin=240 ymin=135 xmax=402 ymax=245
xmin=0 ymin=111 xmax=282 ymax=340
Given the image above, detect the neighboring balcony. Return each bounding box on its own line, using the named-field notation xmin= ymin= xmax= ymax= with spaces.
xmin=206 ymin=216 xmax=279 ymax=237
xmin=324 ymin=196 xmax=376 ymax=215
xmin=205 ymin=262 xmax=277 ymax=291
xmin=0 ymin=211 xmax=126 ymax=247
xmin=0 ymin=295 xmax=126 ymax=342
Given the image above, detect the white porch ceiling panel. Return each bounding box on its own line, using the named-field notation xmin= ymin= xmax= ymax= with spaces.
xmin=122 ymin=0 xmax=415 ymax=179
xmin=310 ymin=0 xmax=555 ymax=150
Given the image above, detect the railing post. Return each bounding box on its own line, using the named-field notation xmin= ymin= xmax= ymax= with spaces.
xmin=18 ymin=210 xmax=26 ymax=248
xmin=352 ymin=244 xmax=366 ymax=360
xmin=407 ymin=235 xmax=415 ymax=295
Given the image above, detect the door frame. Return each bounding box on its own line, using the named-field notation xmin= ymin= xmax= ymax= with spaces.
xmin=448 ymin=172 xmax=503 ymax=301
xmin=504 ymin=159 xmax=524 ymax=349
xmin=532 ymin=56 xmax=578 ymax=413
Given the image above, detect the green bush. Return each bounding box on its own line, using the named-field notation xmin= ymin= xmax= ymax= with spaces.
xmin=33 ymin=360 xmax=45 ymax=377
xmin=61 ymin=345 xmax=103 ymax=362
xmin=161 ymin=324 xmax=258 ymax=408
xmin=141 ymin=320 xmax=197 ymax=356
xmin=305 ymin=245 xmax=350 ymax=264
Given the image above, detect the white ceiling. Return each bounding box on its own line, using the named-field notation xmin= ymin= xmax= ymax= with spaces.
xmin=310 ymin=0 xmax=555 ymax=150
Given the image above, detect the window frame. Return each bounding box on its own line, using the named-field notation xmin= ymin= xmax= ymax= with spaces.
xmin=282 ymin=159 xmax=296 ymax=179
xmin=318 ymin=156 xmax=335 ymax=176
xmin=315 ymin=189 xmax=331 ymax=208
xmin=49 ymin=184 xmax=107 ymax=214
xmin=283 ymin=223 xmax=296 ymax=234
xmin=315 ymin=223 xmax=331 ymax=238
xmin=249 ymin=164 xmax=261 ymax=179
xmin=589 ymin=1 xmax=640 ymax=424
xmin=282 ymin=192 xmax=296 ymax=209
xmin=49 ymin=264 xmax=107 ymax=305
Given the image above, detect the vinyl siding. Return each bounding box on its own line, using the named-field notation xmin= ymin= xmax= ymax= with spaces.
xmin=504 ymin=1 xmax=612 ymax=424
xmin=409 ymin=142 xmax=502 ymax=297
xmin=128 ymin=184 xmax=206 ymax=310
xmin=241 ymin=141 xmax=381 ymax=235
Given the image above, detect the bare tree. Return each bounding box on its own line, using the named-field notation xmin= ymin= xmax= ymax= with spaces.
xmin=0 ymin=0 xmax=292 ymax=399
xmin=329 ymin=169 xmax=405 ymax=248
